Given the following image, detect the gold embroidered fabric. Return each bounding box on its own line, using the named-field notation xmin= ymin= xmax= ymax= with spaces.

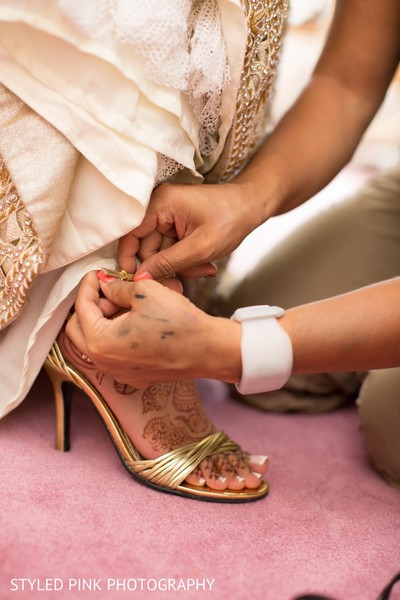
xmin=206 ymin=0 xmax=288 ymax=182
xmin=0 ymin=161 xmax=44 ymax=329
xmin=0 ymin=1 xmax=288 ymax=328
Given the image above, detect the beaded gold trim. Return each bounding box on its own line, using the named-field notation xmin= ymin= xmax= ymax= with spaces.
xmin=0 ymin=161 xmax=44 ymax=329
xmin=208 ymin=0 xmax=288 ymax=182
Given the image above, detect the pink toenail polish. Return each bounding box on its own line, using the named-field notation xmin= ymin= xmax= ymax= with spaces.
xmin=218 ymin=476 xmax=228 ymax=483
xmin=249 ymin=454 xmax=269 ymax=466
xmin=236 ymin=476 xmax=245 ymax=483
xmin=198 ymin=477 xmax=206 ymax=485
xmin=253 ymin=472 xmax=262 ymax=479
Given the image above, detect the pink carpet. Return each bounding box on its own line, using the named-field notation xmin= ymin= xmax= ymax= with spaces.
xmin=1 ymin=370 xmax=399 ymax=600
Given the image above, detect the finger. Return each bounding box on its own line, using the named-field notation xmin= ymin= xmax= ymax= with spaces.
xmin=137 ymin=231 xmax=178 ymax=265
xmin=134 ymin=235 xmax=207 ymax=282
xmin=98 ymin=278 xmax=167 ymax=311
xmin=126 ymin=211 xmax=159 ymax=239
xmin=136 ymin=230 xmax=163 ymax=261
xmin=96 ymin=271 xmax=129 ymax=315
xmin=162 ymin=278 xmax=183 ymax=294
xmin=74 ymin=271 xmax=110 ymax=338
xmin=159 ymin=235 xmax=177 ymax=251
xmin=118 ymin=232 xmax=139 ymax=273
xmin=98 ymin=279 xmax=136 ymax=309
xmin=65 ymin=313 xmax=91 ymax=357
xmin=128 ymin=184 xmax=177 ymax=239
xmin=179 ymin=262 xmax=218 ymax=279
xmin=97 ymin=297 xmax=123 ymax=318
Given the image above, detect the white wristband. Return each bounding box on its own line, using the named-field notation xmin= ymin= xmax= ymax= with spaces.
xmin=231 ymin=305 xmax=293 ymax=395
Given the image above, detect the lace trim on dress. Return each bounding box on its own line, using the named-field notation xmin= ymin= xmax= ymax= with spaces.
xmin=0 ymin=162 xmax=44 ymax=329
xmin=57 ymin=0 xmax=230 ymax=184
xmin=158 ymin=0 xmax=289 ymax=184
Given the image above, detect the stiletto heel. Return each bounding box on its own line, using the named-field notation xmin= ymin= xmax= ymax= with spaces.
xmin=44 ymin=341 xmax=269 ymax=503
xmin=44 ymin=356 xmax=72 ymax=452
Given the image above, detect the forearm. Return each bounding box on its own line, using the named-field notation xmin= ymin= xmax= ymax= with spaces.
xmin=280 ymin=278 xmax=400 ymax=374
xmin=71 ymin=275 xmax=400 ymax=388
xmin=208 ymin=278 xmax=400 ymax=385
xmin=235 ymin=0 xmax=400 ymax=224
xmin=235 ymin=74 xmax=375 ymax=221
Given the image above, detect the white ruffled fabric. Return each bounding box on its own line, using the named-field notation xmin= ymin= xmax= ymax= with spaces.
xmin=0 ymin=0 xmax=248 ymax=416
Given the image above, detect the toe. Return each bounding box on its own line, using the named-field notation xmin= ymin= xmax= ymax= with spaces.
xmin=210 ymin=453 xmax=247 ymax=490
xmin=199 ymin=457 xmax=229 ymax=490
xmin=185 ymin=467 xmax=206 ymax=487
xmin=243 ymin=452 xmax=269 ymax=475
xmin=226 ymin=453 xmax=264 ymax=489
xmin=185 ymin=450 xmax=268 ymax=491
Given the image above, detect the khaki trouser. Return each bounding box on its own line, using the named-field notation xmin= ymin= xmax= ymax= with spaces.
xmin=216 ymin=167 xmax=400 ymax=486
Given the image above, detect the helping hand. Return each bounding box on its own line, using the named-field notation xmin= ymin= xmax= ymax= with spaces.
xmin=118 ymin=181 xmax=257 ymax=282
xmin=66 ymin=271 xmax=241 ymax=387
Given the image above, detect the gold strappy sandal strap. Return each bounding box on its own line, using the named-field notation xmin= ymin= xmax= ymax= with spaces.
xmin=127 ymin=432 xmax=240 ymax=490
xmin=47 ymin=342 xmax=83 ymax=383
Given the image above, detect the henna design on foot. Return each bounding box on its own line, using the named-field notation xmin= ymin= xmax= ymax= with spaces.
xmin=143 ymin=416 xmax=195 ymax=453
xmin=212 ymin=453 xmax=236 ymax=476
xmin=201 ymin=457 xmax=221 ymax=483
xmin=225 ymin=451 xmax=257 ymax=479
xmin=142 ymin=383 xmax=173 ymax=414
xmin=113 ymin=381 xmax=137 ymax=395
xmin=176 ymin=413 xmax=210 ymax=435
xmin=172 ymin=381 xmax=203 ymax=412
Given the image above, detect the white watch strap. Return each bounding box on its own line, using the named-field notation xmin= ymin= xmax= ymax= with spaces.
xmin=234 ymin=311 xmax=293 ymax=395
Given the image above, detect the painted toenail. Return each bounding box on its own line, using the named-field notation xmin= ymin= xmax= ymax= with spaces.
xmin=236 ymin=476 xmax=245 ymax=483
xmin=198 ymin=477 xmax=206 ymax=485
xmin=253 ymin=472 xmax=262 ymax=479
xmin=249 ymin=454 xmax=269 ymax=465
xmin=218 ymin=476 xmax=228 ymax=483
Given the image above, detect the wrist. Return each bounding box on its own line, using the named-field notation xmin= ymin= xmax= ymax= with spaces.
xmin=234 ymin=152 xmax=290 ymax=221
xmin=223 ymin=181 xmax=266 ymax=237
xmin=233 ymin=180 xmax=269 ymax=230
xmin=202 ymin=316 xmax=242 ymax=383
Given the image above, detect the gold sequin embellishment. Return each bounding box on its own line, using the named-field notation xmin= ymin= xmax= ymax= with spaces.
xmin=208 ymin=0 xmax=288 ymax=181
xmin=0 ymin=161 xmax=44 ymax=329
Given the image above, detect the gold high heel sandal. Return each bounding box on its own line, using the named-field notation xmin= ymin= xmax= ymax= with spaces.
xmin=44 ymin=341 xmax=269 ymax=503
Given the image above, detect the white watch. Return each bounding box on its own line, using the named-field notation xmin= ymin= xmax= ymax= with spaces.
xmin=231 ymin=305 xmax=293 ymax=395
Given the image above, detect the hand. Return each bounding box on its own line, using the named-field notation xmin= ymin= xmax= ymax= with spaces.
xmin=66 ymin=271 xmax=242 ymax=387
xmin=118 ymin=181 xmax=259 ymax=282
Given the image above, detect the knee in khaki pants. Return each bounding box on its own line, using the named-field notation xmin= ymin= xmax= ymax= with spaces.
xmin=357 ymin=367 xmax=400 ymax=487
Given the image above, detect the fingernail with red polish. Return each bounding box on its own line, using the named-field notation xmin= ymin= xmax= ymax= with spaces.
xmin=97 ymin=270 xmax=117 ymax=283
xmin=134 ymin=271 xmax=153 ymax=281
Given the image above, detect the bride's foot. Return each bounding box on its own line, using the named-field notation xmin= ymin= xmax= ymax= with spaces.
xmin=58 ymin=330 xmax=268 ymax=492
